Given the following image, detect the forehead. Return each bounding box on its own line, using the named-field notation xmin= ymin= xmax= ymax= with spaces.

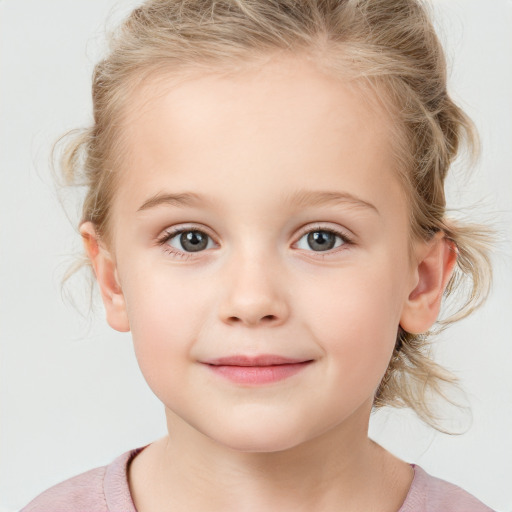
xmin=113 ymin=55 xmax=406 ymax=224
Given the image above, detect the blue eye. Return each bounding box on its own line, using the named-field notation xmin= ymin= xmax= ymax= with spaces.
xmin=296 ymin=229 xmax=348 ymax=252
xmin=163 ymin=229 xmax=215 ymax=253
xmin=158 ymin=226 xmax=351 ymax=259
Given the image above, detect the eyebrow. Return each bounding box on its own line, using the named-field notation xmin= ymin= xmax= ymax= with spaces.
xmin=137 ymin=189 xmax=379 ymax=215
xmin=284 ymin=189 xmax=379 ymax=215
xmin=138 ymin=192 xmax=207 ymax=211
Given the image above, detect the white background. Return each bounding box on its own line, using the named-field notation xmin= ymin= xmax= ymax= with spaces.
xmin=1 ymin=1 xmax=511 ymax=510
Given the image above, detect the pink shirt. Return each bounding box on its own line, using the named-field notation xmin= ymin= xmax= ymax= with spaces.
xmin=21 ymin=447 xmax=494 ymax=511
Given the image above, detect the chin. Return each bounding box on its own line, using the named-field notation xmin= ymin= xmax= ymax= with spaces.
xmin=220 ymin=434 xmax=304 ymax=454
xmin=207 ymin=419 xmax=313 ymax=454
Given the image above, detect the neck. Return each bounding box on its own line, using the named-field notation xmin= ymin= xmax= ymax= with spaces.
xmin=129 ymin=405 xmax=412 ymax=512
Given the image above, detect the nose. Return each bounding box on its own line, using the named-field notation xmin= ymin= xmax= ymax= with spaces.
xmin=218 ymin=251 xmax=289 ymax=328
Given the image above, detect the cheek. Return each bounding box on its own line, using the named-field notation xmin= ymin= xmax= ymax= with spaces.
xmin=120 ymin=269 xmax=207 ymax=385
xmin=298 ymin=265 xmax=404 ymax=377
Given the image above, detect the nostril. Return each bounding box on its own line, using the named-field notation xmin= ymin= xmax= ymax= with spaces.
xmin=227 ymin=314 xmax=277 ymax=325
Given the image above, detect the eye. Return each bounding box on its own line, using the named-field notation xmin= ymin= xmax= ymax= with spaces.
xmin=295 ymin=228 xmax=350 ymax=252
xmin=159 ymin=228 xmax=216 ymax=254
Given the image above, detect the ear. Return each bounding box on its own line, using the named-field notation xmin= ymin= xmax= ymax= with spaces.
xmin=80 ymin=221 xmax=130 ymax=332
xmin=400 ymin=232 xmax=458 ymax=334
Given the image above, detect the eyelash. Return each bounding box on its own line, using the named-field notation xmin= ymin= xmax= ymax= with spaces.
xmin=156 ymin=224 xmax=354 ymax=260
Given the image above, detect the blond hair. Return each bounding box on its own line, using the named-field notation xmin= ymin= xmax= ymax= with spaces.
xmin=59 ymin=0 xmax=493 ymax=428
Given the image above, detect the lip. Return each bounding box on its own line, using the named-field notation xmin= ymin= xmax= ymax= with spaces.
xmin=201 ymin=354 xmax=313 ymax=385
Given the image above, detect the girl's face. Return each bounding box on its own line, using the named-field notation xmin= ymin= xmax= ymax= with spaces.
xmin=104 ymin=56 xmax=420 ymax=452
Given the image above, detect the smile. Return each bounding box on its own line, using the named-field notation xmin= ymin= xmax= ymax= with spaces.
xmin=201 ymin=355 xmax=314 ymax=385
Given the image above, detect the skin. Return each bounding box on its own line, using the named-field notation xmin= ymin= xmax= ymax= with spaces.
xmin=81 ymin=54 xmax=457 ymax=512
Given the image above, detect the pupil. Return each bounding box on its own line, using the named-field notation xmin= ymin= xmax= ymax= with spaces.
xmin=181 ymin=231 xmax=208 ymax=252
xmin=307 ymin=231 xmax=335 ymax=251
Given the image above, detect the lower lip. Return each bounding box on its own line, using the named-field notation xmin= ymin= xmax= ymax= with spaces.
xmin=204 ymin=362 xmax=312 ymax=385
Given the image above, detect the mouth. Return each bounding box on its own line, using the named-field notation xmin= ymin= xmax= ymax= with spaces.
xmin=201 ymin=355 xmax=314 ymax=385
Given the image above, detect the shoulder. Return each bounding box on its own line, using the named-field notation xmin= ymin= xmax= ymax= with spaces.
xmin=21 ymin=465 xmax=108 ymax=512
xmin=20 ymin=447 xmax=144 ymax=512
xmin=399 ymin=464 xmax=495 ymax=512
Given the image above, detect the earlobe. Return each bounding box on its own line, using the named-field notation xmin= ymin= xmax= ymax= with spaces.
xmin=400 ymin=232 xmax=458 ymax=334
xmin=80 ymin=222 xmax=130 ymax=333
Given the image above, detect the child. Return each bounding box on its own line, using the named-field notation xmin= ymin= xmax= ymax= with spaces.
xmin=21 ymin=0 xmax=497 ymax=510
